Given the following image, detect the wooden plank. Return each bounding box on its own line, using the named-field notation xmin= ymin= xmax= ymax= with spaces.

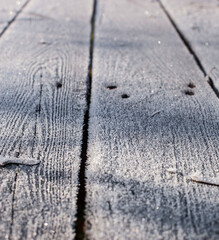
xmin=85 ymin=0 xmax=219 ymax=239
xmin=0 ymin=0 xmax=29 ymax=35
xmin=0 ymin=0 xmax=92 ymax=239
xmin=161 ymin=0 xmax=219 ymax=93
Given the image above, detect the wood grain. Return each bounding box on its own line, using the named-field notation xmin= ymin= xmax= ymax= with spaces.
xmin=85 ymin=0 xmax=219 ymax=239
xmin=161 ymin=0 xmax=219 ymax=94
xmin=0 ymin=0 xmax=92 ymax=239
xmin=0 ymin=0 xmax=29 ymax=35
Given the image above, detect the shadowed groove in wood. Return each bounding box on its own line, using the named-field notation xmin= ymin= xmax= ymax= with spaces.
xmin=158 ymin=0 xmax=219 ymax=99
xmin=33 ymin=68 xmax=42 ymax=160
xmin=9 ymin=171 xmax=18 ymax=240
xmin=75 ymin=0 xmax=97 ymax=239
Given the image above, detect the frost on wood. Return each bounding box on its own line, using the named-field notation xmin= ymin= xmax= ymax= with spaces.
xmin=0 ymin=156 xmax=40 ymax=166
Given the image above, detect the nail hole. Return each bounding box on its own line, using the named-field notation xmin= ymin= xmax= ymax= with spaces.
xmin=106 ymin=85 xmax=117 ymax=90
xmin=188 ymin=83 xmax=196 ymax=88
xmin=40 ymin=41 xmax=50 ymax=45
xmin=14 ymin=152 xmax=20 ymax=158
xmin=185 ymin=90 xmax=195 ymax=96
xmin=56 ymin=82 xmax=62 ymax=89
xmin=121 ymin=94 xmax=130 ymax=99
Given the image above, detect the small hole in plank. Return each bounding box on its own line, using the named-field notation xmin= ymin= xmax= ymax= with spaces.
xmin=188 ymin=83 xmax=196 ymax=88
xmin=185 ymin=90 xmax=195 ymax=96
xmin=14 ymin=152 xmax=20 ymax=158
xmin=107 ymin=85 xmax=117 ymax=90
xmin=56 ymin=82 xmax=62 ymax=89
xmin=40 ymin=41 xmax=50 ymax=45
xmin=121 ymin=94 xmax=130 ymax=99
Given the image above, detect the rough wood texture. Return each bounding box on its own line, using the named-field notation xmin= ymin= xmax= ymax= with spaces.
xmin=0 ymin=0 xmax=92 ymax=239
xmin=86 ymin=0 xmax=219 ymax=239
xmin=0 ymin=0 xmax=29 ymax=35
xmin=161 ymin=0 xmax=219 ymax=93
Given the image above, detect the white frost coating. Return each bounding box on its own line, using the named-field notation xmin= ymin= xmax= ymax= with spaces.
xmin=0 ymin=156 xmax=40 ymax=166
xmin=86 ymin=0 xmax=219 ymax=238
xmin=0 ymin=0 xmax=93 ymax=238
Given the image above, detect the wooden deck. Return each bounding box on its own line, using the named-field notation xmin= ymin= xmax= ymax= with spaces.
xmin=0 ymin=0 xmax=218 ymax=239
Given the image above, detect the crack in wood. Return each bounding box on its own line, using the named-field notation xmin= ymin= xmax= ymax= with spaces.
xmin=33 ymin=68 xmax=43 ymax=159
xmin=8 ymin=171 xmax=18 ymax=240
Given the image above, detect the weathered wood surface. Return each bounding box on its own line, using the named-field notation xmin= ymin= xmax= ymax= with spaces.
xmin=86 ymin=0 xmax=219 ymax=239
xmin=0 ymin=0 xmax=29 ymax=35
xmin=161 ymin=0 xmax=219 ymax=93
xmin=0 ymin=0 xmax=92 ymax=239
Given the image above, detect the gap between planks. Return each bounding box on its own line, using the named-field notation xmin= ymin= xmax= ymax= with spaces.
xmin=158 ymin=0 xmax=219 ymax=99
xmin=74 ymin=0 xmax=97 ymax=239
xmin=0 ymin=0 xmax=31 ymax=38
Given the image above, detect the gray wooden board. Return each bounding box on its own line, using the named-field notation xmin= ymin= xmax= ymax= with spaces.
xmin=86 ymin=0 xmax=219 ymax=239
xmin=0 ymin=0 xmax=92 ymax=239
xmin=0 ymin=0 xmax=29 ymax=35
xmin=161 ymin=0 xmax=219 ymax=93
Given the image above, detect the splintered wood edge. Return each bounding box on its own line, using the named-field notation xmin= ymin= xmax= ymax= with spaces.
xmin=167 ymin=168 xmax=178 ymax=174
xmin=0 ymin=157 xmax=40 ymax=166
xmin=167 ymin=169 xmax=219 ymax=186
xmin=189 ymin=174 xmax=219 ymax=187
